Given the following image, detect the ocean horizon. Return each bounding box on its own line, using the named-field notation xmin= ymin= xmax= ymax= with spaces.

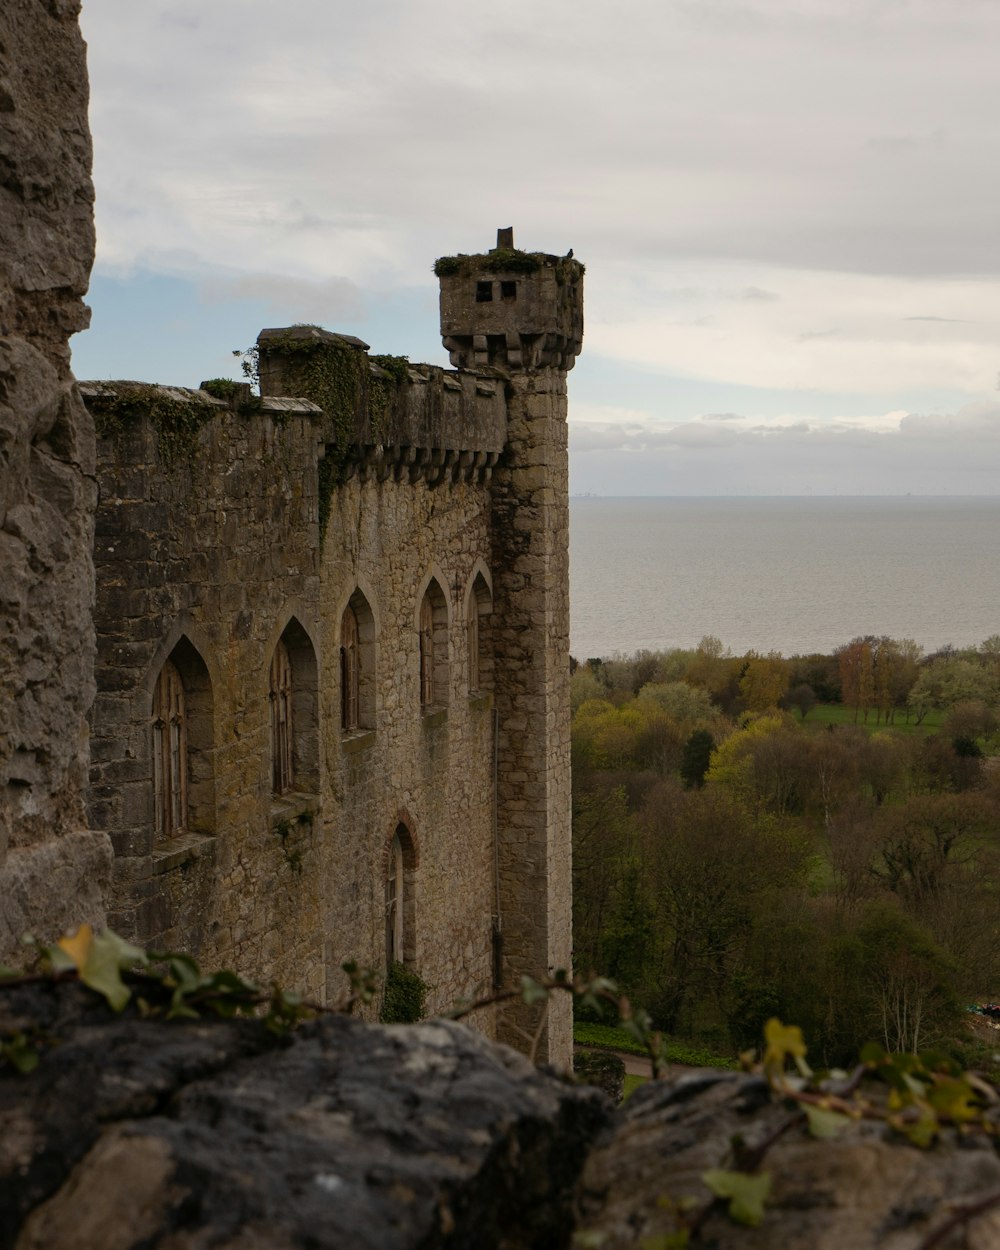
xmin=569 ymin=495 xmax=1000 ymax=660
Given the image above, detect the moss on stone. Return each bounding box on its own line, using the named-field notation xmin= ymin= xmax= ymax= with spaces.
xmin=433 ymin=250 xmax=584 ymax=279
xmin=90 ymin=383 xmax=216 ymax=469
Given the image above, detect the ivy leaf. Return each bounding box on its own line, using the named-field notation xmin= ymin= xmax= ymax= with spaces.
xmin=927 ymin=1076 xmax=979 ymax=1123
xmin=763 ymin=1018 xmax=810 ymax=1077
xmin=572 ymin=1233 xmax=609 ymax=1249
xmin=81 ymin=930 xmax=145 ymax=1012
xmin=640 ymin=1234 xmax=689 ymax=1250
xmin=520 ymin=976 xmax=550 ymax=1006
xmin=56 ymin=923 xmax=94 ymax=971
xmin=703 ymin=1169 xmax=771 ymax=1227
xmin=57 ymin=926 xmax=146 ymax=1012
xmin=1 ymin=1033 xmax=40 ymax=1074
xmin=804 ymin=1105 xmax=852 ymax=1139
xmin=903 ymin=1106 xmax=939 ymax=1149
xmin=860 ymin=1041 xmax=887 ymax=1066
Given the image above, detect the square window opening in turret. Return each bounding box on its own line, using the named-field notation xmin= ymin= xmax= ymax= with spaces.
xmin=476 ymin=281 xmax=493 ymax=303
xmin=500 ymin=281 xmax=517 ymax=301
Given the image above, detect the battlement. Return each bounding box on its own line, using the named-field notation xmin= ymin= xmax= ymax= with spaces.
xmin=81 ymin=327 xmax=509 ymax=490
xmin=256 ymin=326 xmax=507 ymax=484
xmin=437 ymin=228 xmax=584 ymax=371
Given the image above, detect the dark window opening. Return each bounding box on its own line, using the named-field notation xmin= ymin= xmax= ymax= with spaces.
xmin=475 ymin=281 xmax=493 ymax=303
xmin=500 ymin=280 xmax=517 ymax=300
xmin=269 ymin=640 xmax=294 ymax=794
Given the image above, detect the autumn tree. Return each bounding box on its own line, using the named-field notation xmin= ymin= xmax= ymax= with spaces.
xmin=738 ymin=651 xmax=789 ymax=713
xmin=837 ymin=637 xmax=875 ymax=723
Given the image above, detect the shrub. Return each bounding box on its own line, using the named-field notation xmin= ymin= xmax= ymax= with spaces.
xmin=379 ymin=962 xmax=428 ymax=1024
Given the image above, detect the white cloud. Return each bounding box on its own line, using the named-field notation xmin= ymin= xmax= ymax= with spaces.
xmin=584 ymin=263 xmax=1000 ymax=395
xmin=569 ymin=401 xmax=1000 ymax=494
xmin=78 ymin=0 xmax=1000 ymax=493
xmin=198 ymin=272 xmax=364 ymax=322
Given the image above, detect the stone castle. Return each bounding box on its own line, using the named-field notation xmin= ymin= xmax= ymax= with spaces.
xmin=82 ymin=234 xmax=583 ymax=1059
xmin=2 ymin=0 xmax=583 ymax=1057
xmin=0 ymin=0 xmax=581 ymax=1062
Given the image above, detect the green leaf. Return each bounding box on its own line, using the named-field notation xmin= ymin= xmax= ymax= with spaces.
xmin=903 ymin=1106 xmax=939 ymax=1149
xmin=78 ymin=930 xmax=140 ymax=1012
xmin=763 ymin=1018 xmax=810 ymax=1077
xmin=927 ymin=1076 xmax=979 ymax=1123
xmin=702 ymin=1169 xmax=771 ymax=1227
xmin=804 ymin=1105 xmax=851 ymax=1139
xmin=572 ymin=1233 xmax=609 ymax=1249
xmin=640 ymin=1234 xmax=689 ymax=1250
xmin=520 ymin=975 xmax=550 ymax=1006
xmin=98 ymin=929 xmax=148 ymax=970
xmin=860 ymin=1041 xmax=887 ymax=1066
xmin=1 ymin=1033 xmax=40 ymax=1074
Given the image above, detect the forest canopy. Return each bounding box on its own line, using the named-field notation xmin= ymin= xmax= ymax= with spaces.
xmin=571 ymin=635 xmax=1000 ymax=1067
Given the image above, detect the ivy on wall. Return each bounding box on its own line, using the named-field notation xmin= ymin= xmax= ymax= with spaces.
xmin=254 ymin=330 xmax=411 ymax=537
xmin=90 ymin=383 xmax=218 ymax=469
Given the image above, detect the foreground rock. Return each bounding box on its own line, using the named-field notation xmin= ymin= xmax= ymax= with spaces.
xmin=576 ymin=1069 xmax=1000 ymax=1249
xmin=0 ymin=982 xmax=607 ymax=1250
xmin=5 ymin=983 xmax=1000 ymax=1248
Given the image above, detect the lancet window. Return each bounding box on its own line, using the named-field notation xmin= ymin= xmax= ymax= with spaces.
xmin=269 ymin=639 xmax=294 ymax=794
xmin=153 ymin=659 xmax=187 ymax=837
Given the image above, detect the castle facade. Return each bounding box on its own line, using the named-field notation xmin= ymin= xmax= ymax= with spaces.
xmin=84 ymin=234 xmax=583 ymax=1061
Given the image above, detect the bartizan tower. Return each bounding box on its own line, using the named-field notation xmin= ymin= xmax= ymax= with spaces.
xmin=438 ymin=229 xmax=583 ymax=1063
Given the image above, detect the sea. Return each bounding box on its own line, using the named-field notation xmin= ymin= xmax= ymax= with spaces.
xmin=569 ymin=496 xmax=1000 ymax=661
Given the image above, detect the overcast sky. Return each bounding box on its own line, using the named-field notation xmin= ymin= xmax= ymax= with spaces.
xmin=75 ymin=0 xmax=1000 ymax=495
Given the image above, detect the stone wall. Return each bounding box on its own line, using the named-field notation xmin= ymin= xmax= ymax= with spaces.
xmin=0 ymin=0 xmax=110 ymax=959
xmin=86 ymin=384 xmax=327 ymax=994
xmin=86 ymin=360 xmax=505 ymax=1018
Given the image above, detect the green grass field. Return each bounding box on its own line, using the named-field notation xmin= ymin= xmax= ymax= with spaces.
xmin=573 ymin=1021 xmax=737 ymax=1069
xmin=802 ymin=702 xmax=944 ymax=735
xmin=622 ymin=1072 xmax=647 ymax=1100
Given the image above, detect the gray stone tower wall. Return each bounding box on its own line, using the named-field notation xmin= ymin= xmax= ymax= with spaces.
xmin=438 ymin=234 xmax=583 ymax=1064
xmin=0 ymin=0 xmax=111 ymax=960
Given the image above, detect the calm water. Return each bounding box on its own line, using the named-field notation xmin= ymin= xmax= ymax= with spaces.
xmin=569 ymin=497 xmax=1000 ymax=660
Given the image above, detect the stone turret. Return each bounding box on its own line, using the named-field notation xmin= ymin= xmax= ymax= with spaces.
xmin=439 ymin=230 xmax=583 ymax=1065
xmin=438 ymin=228 xmax=584 ymax=372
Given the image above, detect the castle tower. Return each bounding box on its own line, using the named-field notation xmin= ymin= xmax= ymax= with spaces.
xmin=439 ymin=230 xmax=583 ymax=1064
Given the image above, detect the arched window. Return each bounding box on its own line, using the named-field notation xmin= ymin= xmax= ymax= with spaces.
xmin=150 ymin=636 xmax=214 ymax=840
xmin=419 ymin=596 xmax=434 ymax=708
xmin=386 ymin=830 xmax=405 ymax=967
xmin=418 ymin=577 xmax=449 ymax=710
xmin=466 ymin=569 xmax=493 ymax=694
xmin=341 ymin=605 xmax=360 ymax=731
xmin=269 ymin=639 xmax=294 ymax=794
xmin=153 ymin=659 xmax=186 ymax=838
xmin=467 ymin=596 xmax=480 ymax=692
xmin=269 ymin=618 xmax=319 ymax=794
xmin=339 ymin=589 xmax=376 ymax=734
xmin=385 ymin=822 xmax=417 ymax=967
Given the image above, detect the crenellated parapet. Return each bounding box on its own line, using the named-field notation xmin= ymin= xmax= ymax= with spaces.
xmin=256 ymin=325 xmax=507 ymax=486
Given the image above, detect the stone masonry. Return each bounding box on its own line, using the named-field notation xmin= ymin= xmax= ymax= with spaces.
xmin=86 ymin=236 xmax=584 ymax=1062
xmin=0 ymin=0 xmax=112 ymax=960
